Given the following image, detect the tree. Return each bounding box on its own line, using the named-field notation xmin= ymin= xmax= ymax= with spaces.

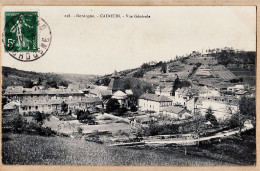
xmin=205 ymin=107 xmax=218 ymax=126
xmin=77 ymin=127 xmax=83 ymax=134
xmin=160 ymin=62 xmax=167 ymax=73
xmin=12 ymin=114 xmax=27 ymax=133
xmin=61 ymin=101 xmax=68 ymax=114
xmin=106 ymin=98 xmax=120 ymax=113
xmin=37 ymin=77 xmax=43 ymax=85
xmin=171 ymin=75 xmax=182 ymax=96
xmin=130 ymin=105 xmax=138 ymax=112
xmin=46 ymin=80 xmax=58 ymax=88
xmin=2 ymin=97 xmax=8 ymax=109
xmin=229 ymin=112 xmax=241 ymax=128
xmin=24 ymin=80 xmax=34 ymax=88
xmin=33 ymin=111 xmax=49 ymax=125
xmin=59 ymin=81 xmax=68 ymax=87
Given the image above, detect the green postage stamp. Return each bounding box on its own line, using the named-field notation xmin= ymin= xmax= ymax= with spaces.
xmin=5 ymin=11 xmax=38 ymax=52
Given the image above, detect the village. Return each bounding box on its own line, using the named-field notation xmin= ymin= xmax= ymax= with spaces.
xmin=2 ymin=47 xmax=256 ymax=146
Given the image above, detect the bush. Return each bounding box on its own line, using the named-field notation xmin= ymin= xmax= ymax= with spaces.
xmin=77 ymin=127 xmax=83 ymax=134
xmin=130 ymin=105 xmax=138 ymax=112
xmin=133 ymin=69 xmax=145 ymax=78
xmin=12 ymin=114 xmax=27 ymax=133
xmin=115 ymin=107 xmax=128 ymax=116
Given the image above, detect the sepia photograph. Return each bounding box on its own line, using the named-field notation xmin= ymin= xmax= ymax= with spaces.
xmin=1 ymin=6 xmax=256 ymax=166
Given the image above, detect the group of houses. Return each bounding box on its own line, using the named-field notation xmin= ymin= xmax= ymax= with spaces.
xmin=138 ymin=81 xmax=250 ymax=121
xmin=3 ymin=70 xmax=134 ymax=116
xmin=3 ymin=67 xmax=253 ymax=123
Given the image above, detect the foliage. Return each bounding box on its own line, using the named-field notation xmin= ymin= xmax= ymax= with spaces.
xmin=76 ymin=110 xmax=91 ymax=120
xmin=9 ymin=114 xmax=56 ymax=136
xmin=77 ymin=127 xmax=83 ymax=134
xmin=171 ymin=75 xmax=182 ymax=96
xmin=2 ymin=66 xmax=71 ymax=89
xmin=133 ymin=69 xmax=145 ymax=78
xmin=46 ymin=80 xmax=58 ymax=89
xmin=228 ymin=112 xmax=241 ymax=128
xmin=204 ymin=107 xmax=218 ymax=126
xmin=121 ymin=78 xmax=154 ymax=98
xmin=138 ymin=123 xmax=179 ymax=136
xmin=140 ymin=63 xmax=152 ymax=70
xmin=239 ymin=97 xmax=256 ymax=120
xmin=130 ymin=105 xmax=138 ymax=112
xmin=106 ymin=98 xmax=120 ymax=113
xmin=116 ymin=107 xmax=128 ymax=116
xmin=24 ymin=80 xmax=34 ymax=88
xmin=61 ymin=101 xmax=68 ymax=114
xmin=59 ymin=81 xmax=69 ymax=87
xmin=2 ymin=97 xmax=8 ymax=109
xmin=12 ymin=114 xmax=28 ymax=133
xmin=33 ymin=111 xmax=50 ymax=125
xmin=217 ymin=51 xmax=256 ymax=69
xmin=160 ymin=62 xmax=167 ymax=73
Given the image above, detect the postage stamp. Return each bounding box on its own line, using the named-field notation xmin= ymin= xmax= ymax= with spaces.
xmin=5 ymin=12 xmax=38 ymax=52
xmin=3 ymin=11 xmax=52 ymax=62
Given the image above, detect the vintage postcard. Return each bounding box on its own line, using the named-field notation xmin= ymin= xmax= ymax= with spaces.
xmin=1 ymin=6 xmax=257 ymax=167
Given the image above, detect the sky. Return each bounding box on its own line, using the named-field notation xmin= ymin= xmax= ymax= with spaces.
xmin=2 ymin=6 xmax=256 ymax=75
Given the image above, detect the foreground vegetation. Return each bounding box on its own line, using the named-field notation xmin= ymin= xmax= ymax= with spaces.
xmin=2 ymin=132 xmax=254 ymax=165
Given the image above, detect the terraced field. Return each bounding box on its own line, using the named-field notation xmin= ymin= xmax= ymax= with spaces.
xmin=210 ymin=65 xmax=237 ymax=80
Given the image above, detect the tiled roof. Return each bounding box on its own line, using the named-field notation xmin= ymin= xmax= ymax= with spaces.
xmin=139 ymin=93 xmax=172 ymax=102
xmin=161 ymin=106 xmax=186 ymax=114
xmin=3 ymin=101 xmax=20 ymax=110
xmin=125 ymin=89 xmax=133 ymax=95
xmin=4 ymin=86 xmax=23 ymax=95
xmin=89 ymin=86 xmax=112 ymax=96
xmin=176 ymin=87 xmax=198 ymax=96
xmin=6 ymin=87 xmax=84 ymax=95
xmin=20 ymin=97 xmax=102 ymax=106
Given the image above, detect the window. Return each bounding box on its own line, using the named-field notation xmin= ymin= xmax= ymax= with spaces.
xmin=29 ymin=106 xmax=31 ymax=110
xmin=36 ymin=106 xmax=38 ymax=110
xmin=48 ymin=105 xmax=51 ymax=109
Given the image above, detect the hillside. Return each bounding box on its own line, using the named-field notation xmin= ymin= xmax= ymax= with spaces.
xmin=3 ymin=133 xmax=254 ymax=165
xmin=2 ymin=66 xmax=95 ymax=90
xmin=96 ymin=49 xmax=256 ymax=91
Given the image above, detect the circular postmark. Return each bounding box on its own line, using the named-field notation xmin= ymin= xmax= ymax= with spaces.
xmin=2 ymin=12 xmax=52 ymax=62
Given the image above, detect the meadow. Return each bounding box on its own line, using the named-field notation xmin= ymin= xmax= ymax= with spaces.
xmin=2 ymin=133 xmax=255 ymax=166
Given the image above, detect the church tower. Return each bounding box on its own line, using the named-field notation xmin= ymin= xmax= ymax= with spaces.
xmin=108 ymin=70 xmax=123 ymax=93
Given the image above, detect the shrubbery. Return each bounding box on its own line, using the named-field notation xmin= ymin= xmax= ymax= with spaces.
xmin=8 ymin=114 xmax=56 ymax=136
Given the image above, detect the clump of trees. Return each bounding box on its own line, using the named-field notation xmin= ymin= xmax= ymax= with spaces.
xmin=228 ymin=97 xmax=256 ymax=132
xmin=6 ymin=113 xmax=56 ymax=136
xmin=106 ymin=98 xmax=120 ymax=113
xmin=204 ymin=107 xmax=218 ymax=126
xmin=160 ymin=62 xmax=167 ymax=73
xmin=33 ymin=111 xmax=50 ymax=125
xmin=76 ymin=110 xmax=96 ymax=124
xmin=171 ymin=76 xmax=191 ymax=96
xmin=61 ymin=101 xmax=68 ymax=114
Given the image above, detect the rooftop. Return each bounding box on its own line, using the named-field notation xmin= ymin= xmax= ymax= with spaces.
xmin=139 ymin=93 xmax=172 ymax=102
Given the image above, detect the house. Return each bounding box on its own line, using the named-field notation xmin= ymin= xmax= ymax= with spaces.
xmin=227 ymin=85 xmax=245 ymax=92
xmin=155 ymin=86 xmax=172 ymax=97
xmin=161 ymin=106 xmax=192 ymax=120
xmin=4 ymin=86 xmax=24 ymax=101
xmin=196 ymin=97 xmax=238 ymax=122
xmin=138 ymin=93 xmax=172 ymax=114
xmin=4 ymin=86 xmax=85 ymax=101
xmin=174 ymin=87 xmax=196 ymax=106
xmin=19 ymin=97 xmax=102 ymax=115
xmin=3 ymin=101 xmax=20 ymax=115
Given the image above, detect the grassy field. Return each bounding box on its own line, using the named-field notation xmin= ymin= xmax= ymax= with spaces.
xmin=2 ymin=133 xmax=255 ymax=166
